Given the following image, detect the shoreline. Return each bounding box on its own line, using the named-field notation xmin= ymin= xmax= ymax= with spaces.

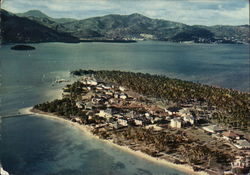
xmin=20 ymin=107 xmax=208 ymax=175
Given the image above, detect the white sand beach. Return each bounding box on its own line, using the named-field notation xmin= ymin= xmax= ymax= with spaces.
xmin=20 ymin=107 xmax=209 ymax=175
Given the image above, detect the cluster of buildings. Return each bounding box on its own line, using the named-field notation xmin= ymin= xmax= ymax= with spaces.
xmin=62 ymin=75 xmax=250 ymax=175
xmin=65 ymin=76 xmax=153 ymax=128
xmin=65 ymin=76 xmax=250 ymax=150
xmin=63 ymin=75 xmax=219 ymax=132
xmin=230 ymin=156 xmax=250 ymax=175
xmin=167 ymin=107 xmax=196 ymax=128
xmin=202 ymin=124 xmax=250 ymax=150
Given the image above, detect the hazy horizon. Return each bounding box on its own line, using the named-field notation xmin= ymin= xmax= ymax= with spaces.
xmin=2 ymin=8 xmax=250 ymax=27
xmin=1 ymin=0 xmax=249 ymax=26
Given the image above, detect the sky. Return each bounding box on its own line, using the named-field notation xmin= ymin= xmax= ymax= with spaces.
xmin=1 ymin=0 xmax=249 ymax=26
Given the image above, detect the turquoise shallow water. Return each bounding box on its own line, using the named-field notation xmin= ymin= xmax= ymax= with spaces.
xmin=0 ymin=41 xmax=249 ymax=174
xmin=1 ymin=115 xmax=187 ymax=175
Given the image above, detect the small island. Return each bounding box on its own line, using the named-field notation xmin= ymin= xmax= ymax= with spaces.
xmin=11 ymin=45 xmax=36 ymax=50
xmin=32 ymin=70 xmax=250 ymax=175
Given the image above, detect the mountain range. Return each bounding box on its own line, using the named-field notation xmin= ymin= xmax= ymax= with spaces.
xmin=1 ymin=9 xmax=249 ymax=44
xmin=0 ymin=10 xmax=79 ymax=43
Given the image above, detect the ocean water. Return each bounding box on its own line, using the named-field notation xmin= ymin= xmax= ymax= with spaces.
xmin=0 ymin=41 xmax=249 ymax=175
xmin=1 ymin=115 xmax=186 ymax=175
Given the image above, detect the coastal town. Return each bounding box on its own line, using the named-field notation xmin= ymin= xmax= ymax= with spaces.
xmin=33 ymin=71 xmax=250 ymax=175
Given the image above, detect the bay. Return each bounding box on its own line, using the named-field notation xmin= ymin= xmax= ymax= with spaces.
xmin=0 ymin=41 xmax=249 ymax=174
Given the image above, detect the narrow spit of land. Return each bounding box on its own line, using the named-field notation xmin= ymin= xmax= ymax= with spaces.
xmin=32 ymin=70 xmax=250 ymax=175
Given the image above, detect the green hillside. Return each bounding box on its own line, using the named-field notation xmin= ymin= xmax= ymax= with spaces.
xmin=0 ymin=10 xmax=79 ymax=43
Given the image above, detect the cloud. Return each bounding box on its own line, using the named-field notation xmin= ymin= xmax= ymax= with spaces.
xmin=2 ymin=0 xmax=249 ymax=25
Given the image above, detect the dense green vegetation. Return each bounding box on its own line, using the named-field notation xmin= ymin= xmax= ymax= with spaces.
xmin=171 ymin=27 xmax=214 ymax=42
xmin=108 ymin=127 xmax=232 ymax=167
xmin=0 ymin=9 xmax=79 ymax=44
xmin=72 ymin=70 xmax=250 ymax=131
xmin=34 ymin=98 xmax=85 ymax=118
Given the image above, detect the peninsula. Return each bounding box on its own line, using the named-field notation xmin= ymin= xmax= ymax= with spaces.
xmin=33 ymin=70 xmax=250 ymax=175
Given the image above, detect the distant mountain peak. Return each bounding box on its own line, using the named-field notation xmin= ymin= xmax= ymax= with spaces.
xmin=101 ymin=13 xmax=147 ymax=19
xmin=128 ymin=13 xmax=149 ymax=19
xmin=17 ymin=9 xmax=77 ymax=24
xmin=19 ymin=9 xmax=49 ymax=18
xmin=129 ymin=13 xmax=144 ymax=17
xmin=1 ymin=10 xmax=79 ymax=44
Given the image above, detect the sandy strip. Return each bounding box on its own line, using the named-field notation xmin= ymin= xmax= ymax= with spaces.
xmin=20 ymin=107 xmax=209 ymax=175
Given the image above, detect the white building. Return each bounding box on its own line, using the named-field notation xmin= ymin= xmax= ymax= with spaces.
xmin=231 ymin=156 xmax=250 ymax=169
xmin=134 ymin=119 xmax=143 ymax=126
xmin=145 ymin=125 xmax=163 ymax=131
xmin=96 ymin=85 xmax=103 ymax=90
xmin=81 ymin=79 xmax=98 ymax=86
xmin=170 ymin=118 xmax=182 ymax=128
xmin=86 ymin=80 xmax=98 ymax=86
xmin=165 ymin=110 xmax=173 ymax=115
xmin=114 ymin=93 xmax=119 ymax=98
xmin=183 ymin=116 xmax=195 ymax=125
xmin=120 ymin=94 xmax=128 ymax=100
xmin=113 ymin=114 xmax=123 ymax=119
xmin=140 ymin=33 xmax=155 ymax=39
xmin=98 ymin=110 xmax=112 ymax=120
xmin=154 ymin=117 xmax=162 ymax=122
xmin=105 ymin=91 xmax=113 ymax=96
xmin=118 ymin=119 xmax=128 ymax=126
xmin=202 ymin=125 xmax=224 ymax=133
xmin=102 ymin=84 xmax=112 ymax=90
xmin=234 ymin=140 xmax=250 ymax=149
xmin=76 ymin=101 xmax=84 ymax=109
xmin=73 ymin=117 xmax=83 ymax=124
xmin=119 ymin=86 xmax=125 ymax=91
xmin=145 ymin=113 xmax=152 ymax=120
xmin=177 ymin=108 xmax=192 ymax=117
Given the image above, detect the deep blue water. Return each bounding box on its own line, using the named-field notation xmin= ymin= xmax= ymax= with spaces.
xmin=0 ymin=41 xmax=249 ymax=175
